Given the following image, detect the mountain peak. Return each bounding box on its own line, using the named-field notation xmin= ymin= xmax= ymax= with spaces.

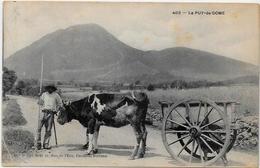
xmin=5 ymin=24 xmax=258 ymax=82
xmin=65 ymin=23 xmax=107 ymax=32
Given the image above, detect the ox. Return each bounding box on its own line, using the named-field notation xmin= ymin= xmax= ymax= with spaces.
xmin=57 ymin=92 xmax=149 ymax=160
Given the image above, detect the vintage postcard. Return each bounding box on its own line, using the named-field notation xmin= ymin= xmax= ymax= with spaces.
xmin=2 ymin=2 xmax=259 ymax=167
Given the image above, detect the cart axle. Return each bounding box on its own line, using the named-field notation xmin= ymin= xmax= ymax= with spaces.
xmin=189 ymin=126 xmax=201 ymax=138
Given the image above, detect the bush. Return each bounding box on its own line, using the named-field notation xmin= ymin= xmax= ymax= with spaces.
xmin=3 ymin=67 xmax=17 ymax=97
xmin=234 ymin=116 xmax=259 ymax=150
xmin=11 ymin=79 xmax=40 ymax=97
xmin=24 ymin=86 xmax=40 ymax=96
xmin=2 ymin=100 xmax=27 ymax=126
xmin=147 ymin=84 xmax=155 ymax=91
xmin=15 ymin=80 xmax=26 ymax=95
xmin=3 ymin=129 xmax=34 ymax=154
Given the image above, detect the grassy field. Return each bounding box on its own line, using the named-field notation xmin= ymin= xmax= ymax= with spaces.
xmin=147 ymin=85 xmax=259 ymax=116
xmin=62 ymin=85 xmax=258 ymax=117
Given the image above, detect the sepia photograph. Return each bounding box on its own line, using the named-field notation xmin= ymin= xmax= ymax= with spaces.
xmin=2 ymin=2 xmax=259 ymax=167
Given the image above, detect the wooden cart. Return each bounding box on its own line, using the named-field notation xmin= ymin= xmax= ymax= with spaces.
xmin=159 ymin=97 xmax=239 ymax=166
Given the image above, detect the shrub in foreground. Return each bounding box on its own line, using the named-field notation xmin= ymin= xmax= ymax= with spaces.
xmin=3 ymin=129 xmax=34 ymax=154
xmin=2 ymin=100 xmax=27 ymax=126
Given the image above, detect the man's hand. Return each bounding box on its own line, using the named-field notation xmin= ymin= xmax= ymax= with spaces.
xmin=58 ymin=106 xmax=65 ymax=112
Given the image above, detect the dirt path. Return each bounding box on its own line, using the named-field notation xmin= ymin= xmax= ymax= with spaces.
xmin=5 ymin=95 xmax=258 ymax=167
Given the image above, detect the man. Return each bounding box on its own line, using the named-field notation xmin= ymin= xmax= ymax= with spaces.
xmin=36 ymin=85 xmax=63 ymax=150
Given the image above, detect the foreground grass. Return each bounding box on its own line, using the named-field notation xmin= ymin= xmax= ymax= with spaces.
xmin=2 ymin=99 xmax=34 ymax=163
xmin=2 ymin=129 xmax=34 ymax=155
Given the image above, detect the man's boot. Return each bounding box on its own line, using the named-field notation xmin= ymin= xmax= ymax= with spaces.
xmin=36 ymin=143 xmax=41 ymax=150
xmin=43 ymin=144 xmax=52 ymax=150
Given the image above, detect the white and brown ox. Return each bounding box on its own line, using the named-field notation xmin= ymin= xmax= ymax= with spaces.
xmin=57 ymin=92 xmax=149 ymax=160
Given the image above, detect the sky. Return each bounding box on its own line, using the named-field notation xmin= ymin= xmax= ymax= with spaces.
xmin=3 ymin=2 xmax=259 ymax=65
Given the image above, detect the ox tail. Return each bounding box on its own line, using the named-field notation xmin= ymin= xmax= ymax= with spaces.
xmin=141 ymin=93 xmax=153 ymax=125
xmin=141 ymin=92 xmax=150 ymax=105
xmin=137 ymin=92 xmax=150 ymax=125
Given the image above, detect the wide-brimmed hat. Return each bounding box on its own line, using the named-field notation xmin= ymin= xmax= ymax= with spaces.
xmin=44 ymin=85 xmax=57 ymax=92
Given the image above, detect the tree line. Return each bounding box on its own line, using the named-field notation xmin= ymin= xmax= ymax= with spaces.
xmin=3 ymin=66 xmax=258 ymax=97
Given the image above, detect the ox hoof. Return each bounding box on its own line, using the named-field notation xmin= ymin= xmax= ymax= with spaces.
xmin=83 ymin=143 xmax=89 ymax=149
xmin=93 ymin=149 xmax=98 ymax=154
xmin=128 ymin=156 xmax=135 ymax=160
xmin=222 ymin=157 xmax=228 ymax=165
xmin=86 ymin=150 xmax=94 ymax=155
xmin=136 ymin=153 xmax=144 ymax=159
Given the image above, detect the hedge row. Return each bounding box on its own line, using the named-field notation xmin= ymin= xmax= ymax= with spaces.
xmin=2 ymin=99 xmax=27 ymax=126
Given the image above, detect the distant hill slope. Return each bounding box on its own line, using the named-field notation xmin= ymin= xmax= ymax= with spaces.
xmin=5 ymin=24 xmax=258 ymax=83
xmin=140 ymin=47 xmax=258 ymax=81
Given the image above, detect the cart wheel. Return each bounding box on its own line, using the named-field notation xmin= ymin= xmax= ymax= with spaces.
xmin=177 ymin=126 xmax=237 ymax=160
xmin=162 ymin=98 xmax=231 ymax=166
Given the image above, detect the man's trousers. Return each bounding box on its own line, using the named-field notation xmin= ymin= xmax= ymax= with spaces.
xmin=36 ymin=110 xmax=54 ymax=147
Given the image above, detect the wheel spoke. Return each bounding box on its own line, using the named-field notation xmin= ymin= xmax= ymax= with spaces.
xmin=196 ymin=102 xmax=202 ymax=125
xmin=208 ymin=132 xmax=225 ymax=145
xmin=165 ymin=130 xmax=189 ymax=134
xmin=189 ymin=139 xmax=195 ymax=163
xmin=185 ymin=103 xmax=194 ymax=126
xmin=196 ymin=139 xmax=204 ymax=164
xmin=168 ymin=134 xmax=190 ymax=146
xmin=201 ymin=118 xmax=223 ymax=129
xmin=198 ymin=107 xmax=213 ymax=127
xmin=166 ymin=119 xmax=190 ymax=129
xmin=177 ymin=138 xmax=193 ymax=156
xmin=174 ymin=109 xmax=192 ymax=127
xmin=194 ymin=143 xmax=199 ymax=155
xmin=199 ymin=137 xmax=217 ymax=156
xmin=201 ymin=130 xmax=226 ymax=134
xmin=201 ymin=134 xmax=224 ymax=147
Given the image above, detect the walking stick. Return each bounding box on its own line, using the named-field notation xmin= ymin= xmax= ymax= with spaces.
xmin=52 ymin=116 xmax=58 ymax=146
xmin=34 ymin=55 xmax=44 ymax=150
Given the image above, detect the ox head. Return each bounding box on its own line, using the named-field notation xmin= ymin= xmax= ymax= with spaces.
xmin=57 ymin=100 xmax=73 ymax=125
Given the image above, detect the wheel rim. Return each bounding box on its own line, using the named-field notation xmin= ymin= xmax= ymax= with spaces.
xmin=162 ymin=98 xmax=231 ymax=166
